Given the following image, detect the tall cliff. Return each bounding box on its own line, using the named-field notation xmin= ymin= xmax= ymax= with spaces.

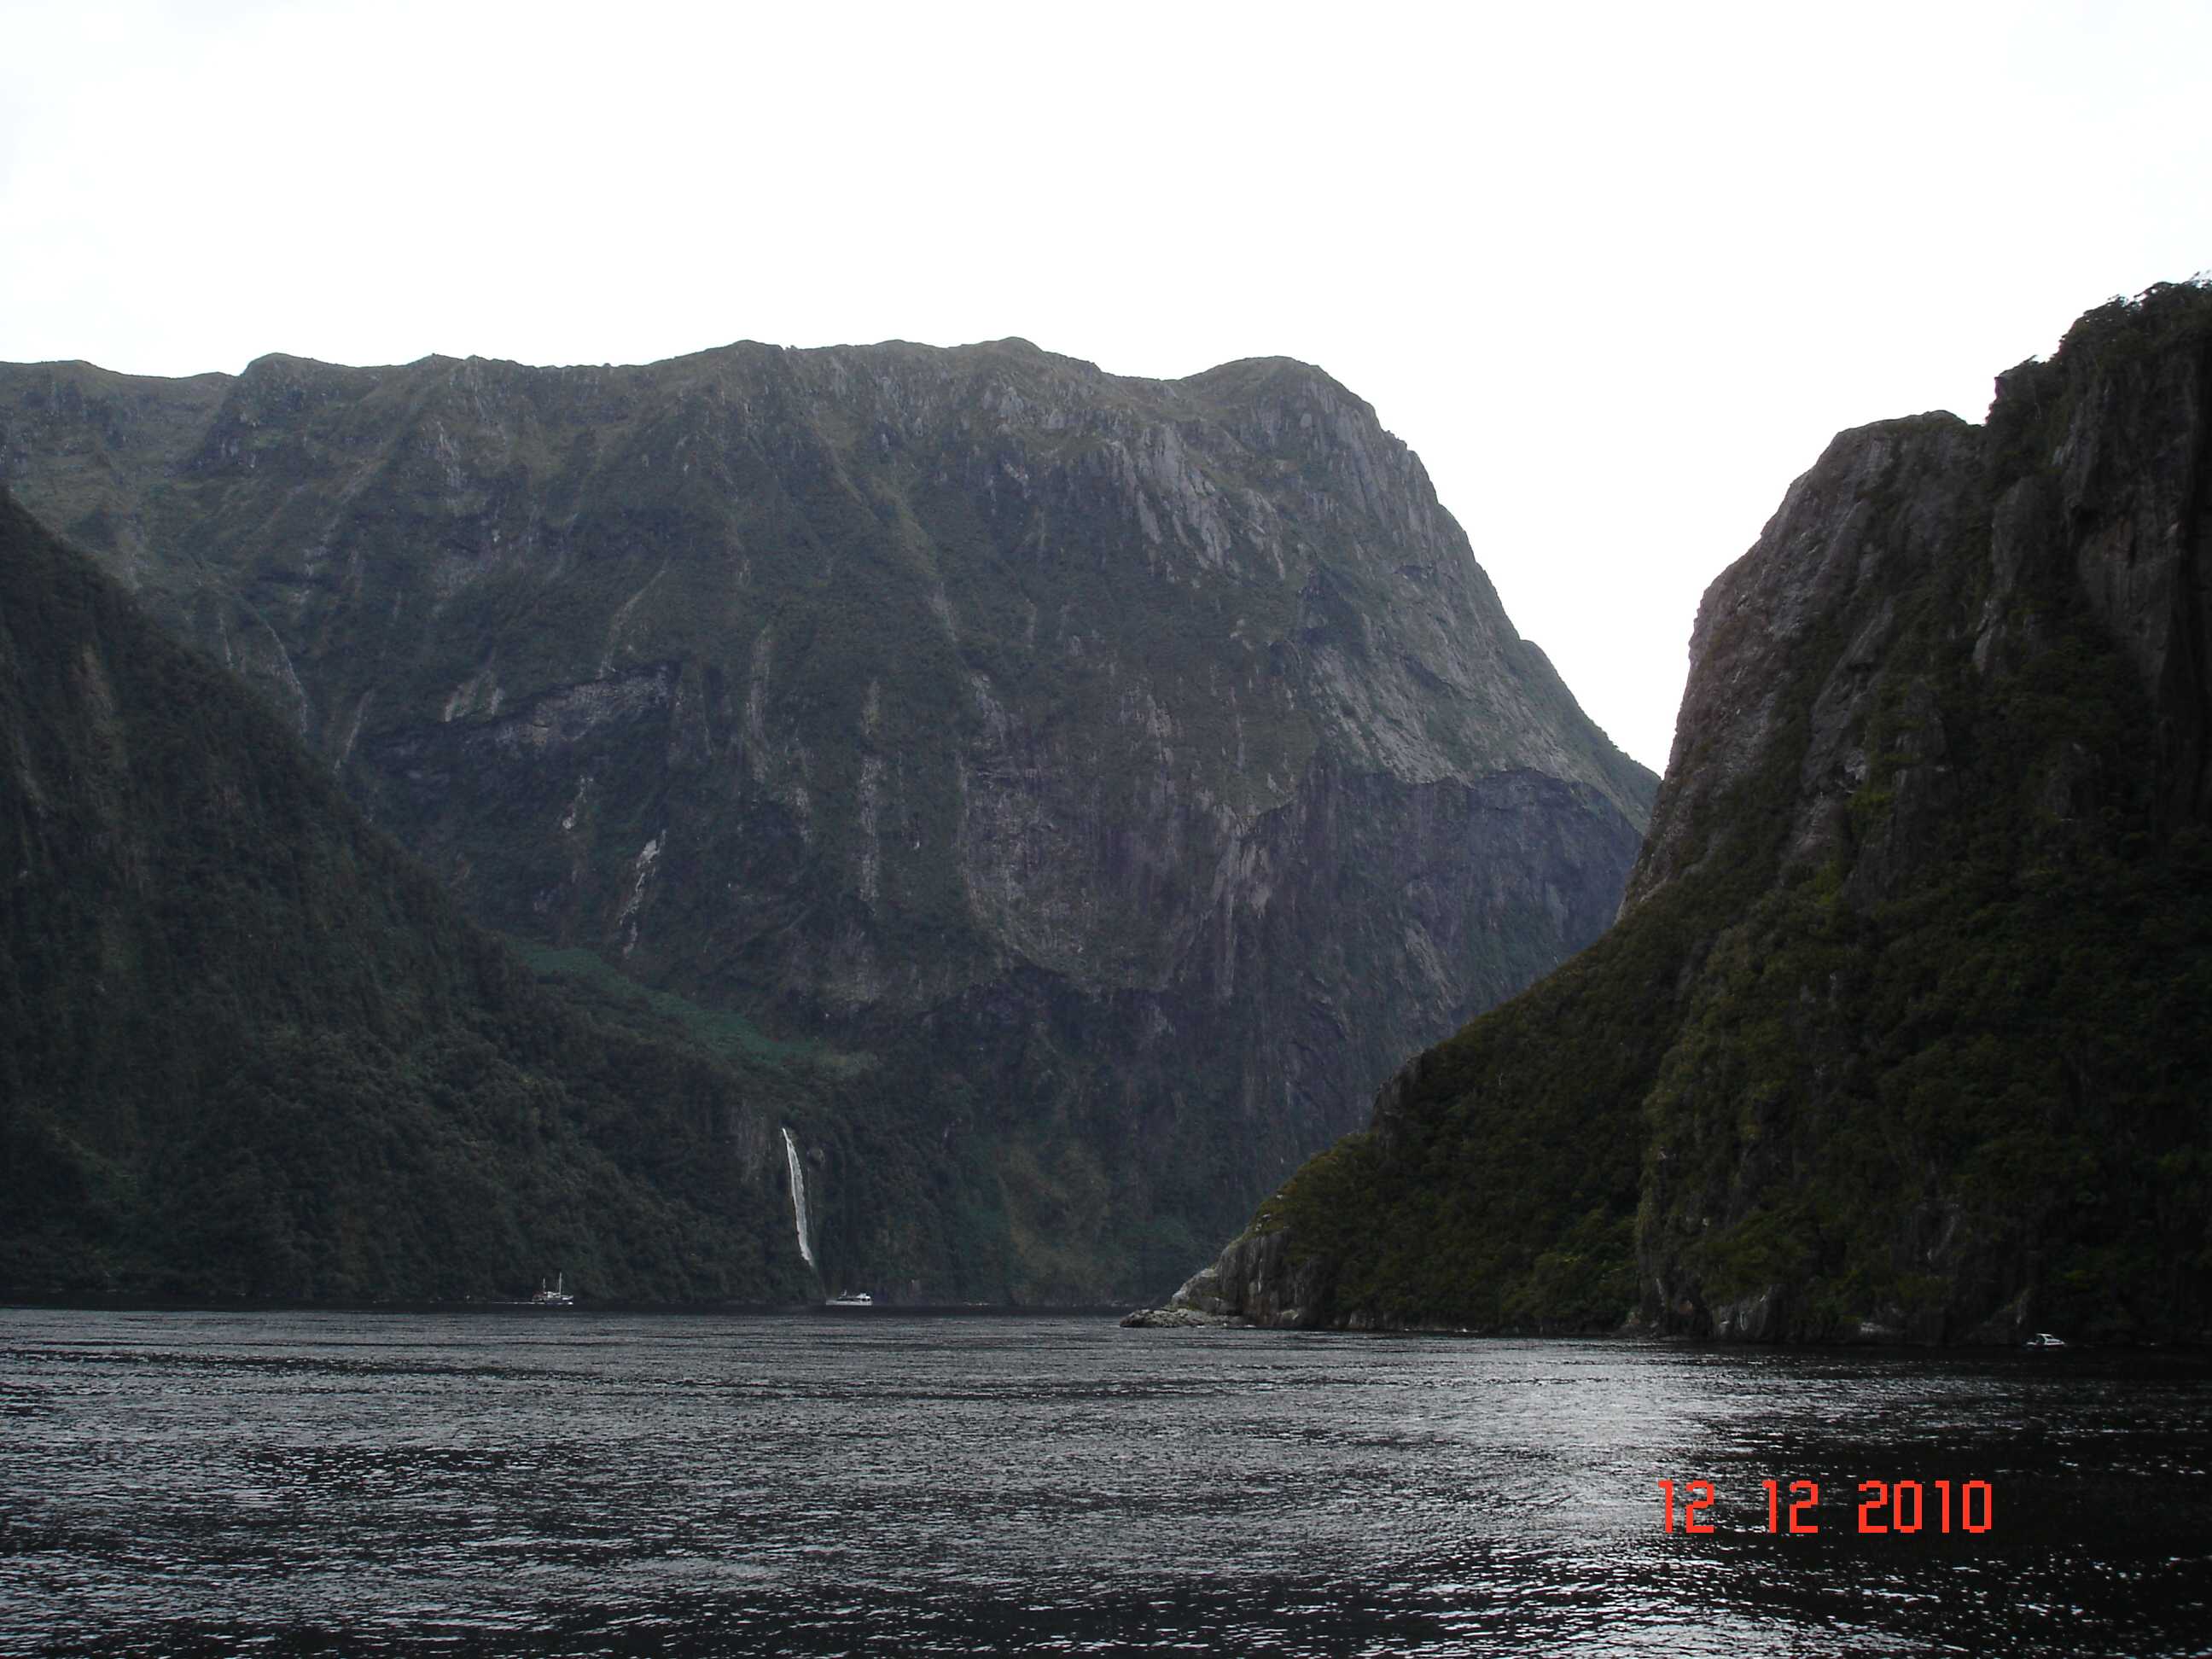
xmin=0 ymin=494 xmax=818 ymax=1301
xmin=1164 ymin=281 xmax=2212 ymax=1343
xmin=0 ymin=341 xmax=1654 ymax=1301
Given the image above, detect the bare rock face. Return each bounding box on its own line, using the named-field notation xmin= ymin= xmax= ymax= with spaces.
xmin=1623 ymin=415 xmax=1988 ymax=915
xmin=1633 ymin=298 xmax=2212 ymax=921
xmin=0 ymin=338 xmax=1654 ymax=1302
xmin=2043 ymin=330 xmax=2212 ymax=824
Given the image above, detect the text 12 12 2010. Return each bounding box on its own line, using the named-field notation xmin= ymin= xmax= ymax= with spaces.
xmin=1658 ymin=1478 xmax=1993 ymax=1534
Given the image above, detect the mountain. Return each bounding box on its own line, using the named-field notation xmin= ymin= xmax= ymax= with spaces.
xmin=0 ymin=341 xmax=1655 ymax=1301
xmin=1156 ymin=281 xmax=2212 ymax=1344
xmin=0 ymin=492 xmax=823 ymax=1301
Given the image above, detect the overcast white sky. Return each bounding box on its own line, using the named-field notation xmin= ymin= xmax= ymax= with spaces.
xmin=3 ymin=0 xmax=2205 ymax=771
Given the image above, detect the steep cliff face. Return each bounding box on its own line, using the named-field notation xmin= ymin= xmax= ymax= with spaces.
xmin=1631 ymin=285 xmax=2212 ymax=1343
xmin=1163 ymin=281 xmax=2212 ymax=1342
xmin=1 ymin=341 xmax=1653 ymax=1301
xmin=0 ymin=495 xmax=816 ymax=1301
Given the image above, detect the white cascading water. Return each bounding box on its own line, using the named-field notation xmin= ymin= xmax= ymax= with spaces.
xmin=780 ymin=1126 xmax=817 ymax=1269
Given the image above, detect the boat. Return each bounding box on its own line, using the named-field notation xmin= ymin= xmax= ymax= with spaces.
xmin=824 ymin=1291 xmax=873 ymax=1307
xmin=532 ymin=1272 xmax=575 ymax=1307
xmin=2023 ymin=1330 xmax=2068 ymax=1348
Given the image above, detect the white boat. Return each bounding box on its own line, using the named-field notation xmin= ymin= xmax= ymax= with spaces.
xmin=824 ymin=1291 xmax=873 ymax=1307
xmin=2023 ymin=1330 xmax=2067 ymax=1348
xmin=532 ymin=1272 xmax=575 ymax=1307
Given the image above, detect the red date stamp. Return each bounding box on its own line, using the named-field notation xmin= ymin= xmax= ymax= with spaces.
xmin=1659 ymin=1478 xmax=1994 ymax=1534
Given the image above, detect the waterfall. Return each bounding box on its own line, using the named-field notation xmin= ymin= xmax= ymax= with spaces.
xmin=781 ymin=1126 xmax=816 ymax=1270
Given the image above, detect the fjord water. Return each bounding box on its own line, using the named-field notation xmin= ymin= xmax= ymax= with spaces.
xmin=3 ymin=1312 xmax=2206 ymax=1656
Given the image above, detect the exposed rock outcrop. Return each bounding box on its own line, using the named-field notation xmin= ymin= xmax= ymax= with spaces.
xmin=1156 ymin=1226 xmax=1329 ymax=1328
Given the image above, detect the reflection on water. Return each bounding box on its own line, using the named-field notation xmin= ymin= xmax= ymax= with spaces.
xmin=1 ymin=1310 xmax=2207 ymax=1655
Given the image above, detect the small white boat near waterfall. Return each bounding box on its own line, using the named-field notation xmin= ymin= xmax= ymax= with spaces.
xmin=824 ymin=1291 xmax=873 ymax=1308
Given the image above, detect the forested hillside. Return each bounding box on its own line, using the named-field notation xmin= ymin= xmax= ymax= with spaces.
xmin=0 ymin=494 xmax=817 ymax=1301
xmin=1166 ymin=282 xmax=2212 ymax=1344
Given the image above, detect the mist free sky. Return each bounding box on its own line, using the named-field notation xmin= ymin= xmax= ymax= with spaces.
xmin=4 ymin=0 xmax=2205 ymax=773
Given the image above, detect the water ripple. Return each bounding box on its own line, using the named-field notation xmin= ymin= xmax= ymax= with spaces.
xmin=1 ymin=1312 xmax=2207 ymax=1656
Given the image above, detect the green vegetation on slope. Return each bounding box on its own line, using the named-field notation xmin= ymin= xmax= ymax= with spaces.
xmin=1247 ymin=282 xmax=2212 ymax=1342
xmin=1256 ymin=847 xmax=1743 ymax=1331
xmin=1640 ymin=622 xmax=2212 ymax=1341
xmin=0 ymin=493 xmax=815 ymax=1301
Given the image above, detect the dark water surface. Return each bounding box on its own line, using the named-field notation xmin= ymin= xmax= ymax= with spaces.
xmin=3 ymin=1310 xmax=2207 ymax=1656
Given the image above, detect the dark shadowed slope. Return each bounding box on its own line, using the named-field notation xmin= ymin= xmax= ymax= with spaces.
xmin=0 ymin=492 xmax=817 ymax=1301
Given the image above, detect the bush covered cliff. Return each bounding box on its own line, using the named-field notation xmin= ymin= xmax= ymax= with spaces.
xmin=1167 ymin=281 xmax=2212 ymax=1344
